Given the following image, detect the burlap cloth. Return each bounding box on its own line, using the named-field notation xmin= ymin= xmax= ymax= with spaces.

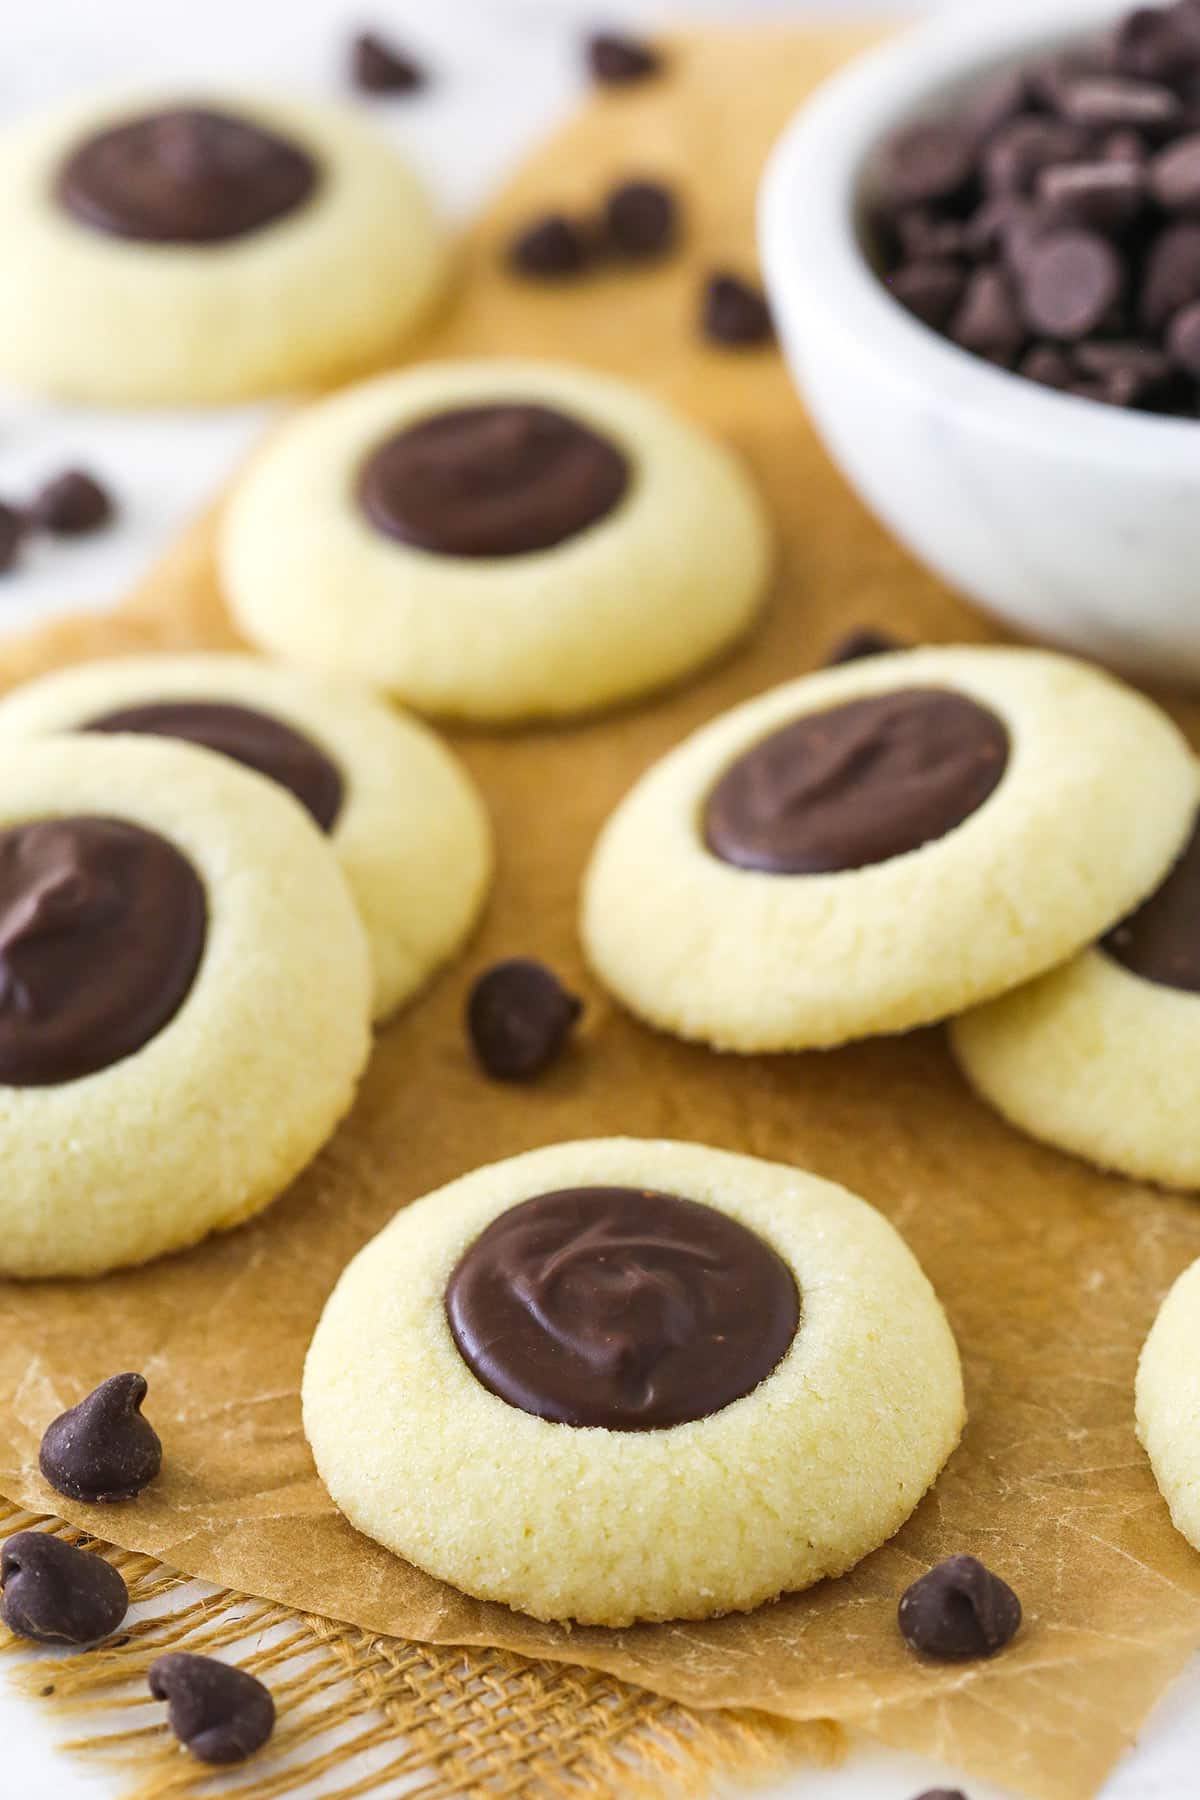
xmin=2 ymin=25 xmax=1200 ymax=1800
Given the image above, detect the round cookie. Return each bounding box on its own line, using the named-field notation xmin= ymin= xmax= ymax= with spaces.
xmin=0 ymin=736 xmax=370 ymax=1279
xmin=0 ymin=92 xmax=445 ymax=404
xmin=0 ymin=655 xmax=491 ymax=1023
xmin=581 ymin=647 xmax=1198 ymax=1052
xmin=220 ymin=359 xmax=771 ymax=722
xmin=302 ymin=1137 xmax=964 ymax=1626
xmin=951 ymin=805 xmax=1200 ymax=1187
xmin=1137 ymin=1257 xmax=1200 ymax=1551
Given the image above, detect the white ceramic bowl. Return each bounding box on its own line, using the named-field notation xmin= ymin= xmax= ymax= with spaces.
xmin=759 ymin=0 xmax=1200 ymax=686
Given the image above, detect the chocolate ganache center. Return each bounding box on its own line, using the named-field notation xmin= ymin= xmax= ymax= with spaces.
xmin=1103 ymin=812 xmax=1200 ymax=992
xmin=84 ymin=700 xmax=344 ymax=834
xmin=57 ymin=106 xmax=318 ymax=244
xmin=0 ymin=817 xmax=207 ymax=1087
xmin=445 ymin=1186 xmax=800 ymax=1430
xmin=704 ymin=687 xmax=1010 ymax=875
xmin=357 ymin=404 xmax=631 ymax=558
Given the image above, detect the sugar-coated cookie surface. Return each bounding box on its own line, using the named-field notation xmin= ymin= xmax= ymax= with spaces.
xmin=0 ymin=92 xmax=444 ymax=404
xmin=582 ymin=647 xmax=1198 ymax=1052
xmin=951 ymin=802 xmax=1200 ymax=1188
xmin=302 ymin=1138 xmax=964 ymax=1626
xmin=0 ymin=655 xmax=491 ymax=1022
xmin=0 ymin=737 xmax=371 ymax=1278
xmin=1138 ymin=1257 xmax=1200 ymax=1553
xmin=220 ymin=360 xmax=771 ymax=722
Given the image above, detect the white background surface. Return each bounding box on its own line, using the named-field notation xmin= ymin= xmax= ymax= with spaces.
xmin=1 ymin=2 xmax=1195 ymax=1795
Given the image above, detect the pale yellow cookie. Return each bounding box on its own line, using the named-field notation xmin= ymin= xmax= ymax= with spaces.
xmin=0 ymin=91 xmax=445 ymax=404
xmin=951 ymin=802 xmax=1200 ymax=1188
xmin=582 ymin=647 xmax=1197 ymax=1052
xmin=220 ymin=359 xmax=771 ymax=722
xmin=303 ymin=1137 xmax=964 ymax=1626
xmin=0 ymin=655 xmax=491 ymax=1023
xmin=1138 ymin=1257 xmax=1200 ymax=1552
xmin=0 ymin=736 xmax=370 ymax=1279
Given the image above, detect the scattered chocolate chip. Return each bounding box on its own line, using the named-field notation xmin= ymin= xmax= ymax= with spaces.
xmin=951 ymin=265 xmax=1026 ymax=360
xmin=508 ymin=213 xmax=590 ymax=279
xmin=587 ymin=31 xmax=662 ymax=86
xmin=1167 ymin=293 xmax=1200 ymax=366
xmin=1020 ymin=343 xmax=1075 ymax=387
xmin=31 ymin=469 xmax=114 ymax=536
xmin=1141 ymin=219 xmax=1200 ymax=327
xmin=1151 ymin=130 xmax=1200 ymax=208
xmin=1020 ymin=230 xmax=1123 ymax=339
xmin=1035 ymin=160 xmax=1146 ymax=232
xmin=0 ymin=503 xmax=25 ymax=574
xmin=350 ymin=31 xmax=426 ymax=95
xmin=889 ymin=260 xmax=966 ymax=330
xmin=701 ymin=271 xmax=773 ymax=346
xmin=898 ymin=1555 xmax=1022 ymax=1661
xmin=39 ymin=1373 xmax=163 ymax=1504
xmin=824 ymin=627 xmax=903 ymax=665
xmin=149 ymin=1654 xmax=275 ymax=1765
xmin=910 ymin=1791 xmax=970 ymax=1800
xmin=1 ymin=1532 xmax=128 ymax=1646
xmin=881 ymin=121 xmax=976 ymax=206
xmin=604 ymin=179 xmax=679 ymax=259
xmin=467 ymin=959 xmax=582 ymax=1082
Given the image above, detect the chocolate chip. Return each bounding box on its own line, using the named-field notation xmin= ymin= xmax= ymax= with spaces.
xmin=149 ymin=1654 xmax=274 ymax=1765
xmin=967 ymin=68 xmax=1032 ymax=143
xmin=1141 ymin=219 xmax=1200 ymax=327
xmin=0 ymin=503 xmax=26 ymax=575
xmin=895 ymin=207 xmax=969 ymax=262
xmin=700 ymin=272 xmax=773 ymax=346
xmin=881 ymin=121 xmax=975 ymax=206
xmin=889 ymin=261 xmax=966 ymax=330
xmin=39 ymin=1373 xmax=163 ymax=1503
xmin=587 ymin=31 xmax=662 ymax=86
xmin=898 ymin=1555 xmax=1022 ymax=1661
xmin=30 ymin=469 xmax=114 ymax=536
xmin=350 ymin=31 xmax=426 ymax=94
xmin=604 ymin=180 xmax=679 ymax=259
xmin=1167 ymin=294 xmax=1200 ymax=366
xmin=1 ymin=1532 xmax=128 ymax=1645
xmin=1020 ymin=230 xmax=1123 ymax=338
xmin=984 ymin=118 xmax=1090 ymax=196
xmin=467 ymin=959 xmax=582 ymax=1082
xmin=950 ymin=265 xmax=1026 ymax=360
xmin=1057 ymin=74 xmax=1182 ymax=131
xmin=1020 ymin=343 xmax=1075 ymax=387
xmin=1114 ymin=5 xmax=1200 ymax=81
xmin=824 ymin=628 xmax=903 ymax=665
xmin=910 ymin=1791 xmax=970 ymax=1800
xmin=1151 ymin=130 xmax=1200 ymax=208
xmin=1035 ymin=160 xmax=1146 ymax=232
xmin=508 ymin=213 xmax=590 ymax=279
xmin=964 ymin=197 xmax=1044 ymax=271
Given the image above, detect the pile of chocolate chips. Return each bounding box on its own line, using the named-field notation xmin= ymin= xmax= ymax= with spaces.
xmin=874 ymin=0 xmax=1200 ymax=414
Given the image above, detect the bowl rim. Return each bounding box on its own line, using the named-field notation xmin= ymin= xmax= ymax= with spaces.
xmin=758 ymin=0 xmax=1200 ymax=464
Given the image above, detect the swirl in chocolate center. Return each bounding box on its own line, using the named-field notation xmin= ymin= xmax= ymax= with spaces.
xmin=445 ymin=1186 xmax=800 ymax=1430
xmin=84 ymin=700 xmax=344 ymax=834
xmin=0 ymin=817 xmax=206 ymax=1087
xmin=704 ymin=687 xmax=1010 ymax=874
xmin=57 ymin=107 xmax=318 ymax=244
xmin=357 ymin=404 xmax=630 ymax=558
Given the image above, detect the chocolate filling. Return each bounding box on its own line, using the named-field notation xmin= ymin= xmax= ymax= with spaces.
xmin=357 ymin=404 xmax=630 ymax=557
xmin=57 ymin=107 xmax=318 ymax=244
xmin=0 ymin=817 xmax=206 ymax=1086
xmin=704 ymin=687 xmax=1010 ymax=875
xmin=1103 ymin=812 xmax=1200 ymax=992
xmin=84 ymin=700 xmax=344 ymax=834
xmin=445 ymin=1186 xmax=799 ymax=1430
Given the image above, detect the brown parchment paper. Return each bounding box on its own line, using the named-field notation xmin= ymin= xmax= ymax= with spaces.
xmin=2 ymin=26 xmax=1200 ymax=1800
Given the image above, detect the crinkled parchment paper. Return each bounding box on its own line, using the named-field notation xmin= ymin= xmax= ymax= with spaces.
xmin=1 ymin=28 xmax=1200 ymax=1800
